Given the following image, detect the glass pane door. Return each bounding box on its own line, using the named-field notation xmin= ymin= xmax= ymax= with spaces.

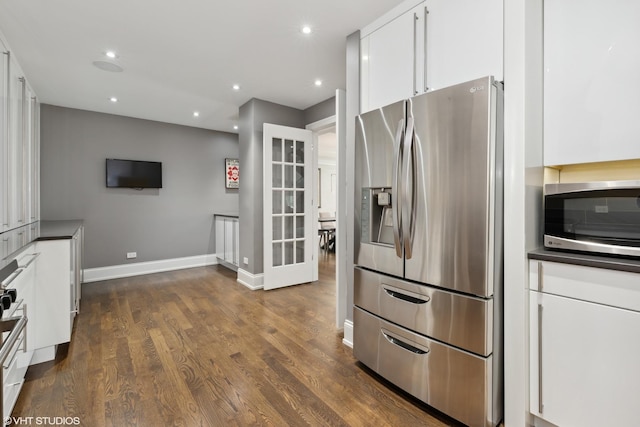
xmin=271 ymin=138 xmax=305 ymax=267
xmin=263 ymin=124 xmax=314 ymax=290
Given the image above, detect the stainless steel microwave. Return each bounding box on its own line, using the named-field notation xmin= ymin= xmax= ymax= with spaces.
xmin=544 ymin=180 xmax=640 ymax=258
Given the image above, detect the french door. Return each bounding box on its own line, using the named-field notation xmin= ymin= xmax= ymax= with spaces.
xmin=263 ymin=124 xmax=315 ymax=290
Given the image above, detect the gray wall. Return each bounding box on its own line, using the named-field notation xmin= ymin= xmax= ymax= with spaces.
xmin=304 ymin=96 xmax=336 ymax=124
xmin=238 ymin=98 xmax=305 ymax=275
xmin=40 ymin=104 xmax=239 ymax=269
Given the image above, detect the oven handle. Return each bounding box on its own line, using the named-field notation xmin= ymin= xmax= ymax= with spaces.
xmin=0 ymin=316 xmax=27 ymax=366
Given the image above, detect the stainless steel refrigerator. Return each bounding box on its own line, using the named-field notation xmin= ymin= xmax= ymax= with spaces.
xmin=353 ymin=76 xmax=503 ymax=427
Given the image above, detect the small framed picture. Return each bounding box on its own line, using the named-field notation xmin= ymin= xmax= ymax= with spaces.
xmin=225 ymin=158 xmax=239 ymax=189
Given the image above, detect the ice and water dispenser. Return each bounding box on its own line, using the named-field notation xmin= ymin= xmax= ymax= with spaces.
xmin=360 ymin=188 xmax=394 ymax=245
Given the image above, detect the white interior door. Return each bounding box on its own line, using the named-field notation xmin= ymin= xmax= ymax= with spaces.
xmin=263 ymin=124 xmax=315 ymax=290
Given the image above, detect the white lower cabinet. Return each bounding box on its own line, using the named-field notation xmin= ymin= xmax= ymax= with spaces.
xmin=529 ymin=260 xmax=640 ymax=426
xmin=215 ymin=215 xmax=239 ymax=271
xmin=33 ymin=227 xmax=83 ymax=354
xmin=1 ymin=247 xmax=38 ymax=420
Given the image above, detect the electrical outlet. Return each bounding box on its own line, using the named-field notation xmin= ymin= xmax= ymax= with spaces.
xmin=127 ymin=252 xmax=137 ymax=259
xmin=243 ymin=257 xmax=249 ymax=265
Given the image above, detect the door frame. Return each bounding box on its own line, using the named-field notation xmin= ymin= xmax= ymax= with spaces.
xmin=306 ymin=88 xmax=346 ymax=329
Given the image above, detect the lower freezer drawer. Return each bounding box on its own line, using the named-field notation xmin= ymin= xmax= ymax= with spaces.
xmin=354 ymin=307 xmax=500 ymax=427
xmin=354 ymin=267 xmax=493 ymax=356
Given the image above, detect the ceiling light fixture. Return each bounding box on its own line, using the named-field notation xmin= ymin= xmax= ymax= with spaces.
xmin=106 ymin=51 xmax=117 ymax=59
xmin=302 ymin=25 xmax=312 ymax=34
xmin=93 ymin=60 xmax=123 ymax=72
xmin=314 ymin=79 xmax=323 ymax=87
xmin=233 ymin=125 xmax=238 ymax=130
xmin=232 ymin=84 xmax=240 ymax=91
xmin=109 ymin=97 xmax=118 ymax=103
xmin=193 ymin=111 xmax=200 ymax=117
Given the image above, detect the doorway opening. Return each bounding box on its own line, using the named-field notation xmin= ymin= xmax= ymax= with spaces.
xmin=307 ymin=115 xmax=340 ymax=328
xmin=317 ymin=130 xmax=337 ymax=258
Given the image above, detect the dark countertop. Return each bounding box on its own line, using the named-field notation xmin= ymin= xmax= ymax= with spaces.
xmin=38 ymin=220 xmax=84 ymax=240
xmin=529 ymin=247 xmax=640 ymax=274
xmin=213 ymin=212 xmax=239 ymax=218
xmin=0 ymin=220 xmax=83 ymax=271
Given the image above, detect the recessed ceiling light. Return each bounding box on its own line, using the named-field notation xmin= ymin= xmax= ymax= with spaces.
xmin=362 ymin=55 xmax=369 ymax=61
xmin=232 ymin=84 xmax=240 ymax=91
xmin=109 ymin=97 xmax=118 ymax=103
xmin=233 ymin=125 xmax=238 ymax=130
xmin=93 ymin=60 xmax=123 ymax=72
xmin=314 ymin=79 xmax=323 ymax=87
xmin=302 ymin=26 xmax=312 ymax=34
xmin=106 ymin=51 xmax=117 ymax=59
xmin=193 ymin=111 xmax=200 ymax=117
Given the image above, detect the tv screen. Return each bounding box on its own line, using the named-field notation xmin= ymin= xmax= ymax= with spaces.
xmin=106 ymin=158 xmax=163 ymax=188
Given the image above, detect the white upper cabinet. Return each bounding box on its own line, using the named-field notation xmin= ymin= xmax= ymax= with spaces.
xmin=361 ymin=2 xmax=426 ymax=112
xmin=25 ymin=84 xmax=39 ymax=223
xmin=544 ymin=0 xmax=640 ymax=166
xmin=0 ymin=35 xmax=39 ymax=233
xmin=426 ymin=0 xmax=503 ymax=91
xmin=360 ymin=0 xmax=503 ymax=113
xmin=7 ymin=52 xmax=25 ymax=230
xmin=1 ymin=42 xmax=8 ymax=233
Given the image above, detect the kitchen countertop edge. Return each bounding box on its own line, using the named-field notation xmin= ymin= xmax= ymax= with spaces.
xmin=213 ymin=212 xmax=239 ymax=218
xmin=528 ymin=248 xmax=640 ymax=274
xmin=37 ymin=220 xmax=84 ymax=240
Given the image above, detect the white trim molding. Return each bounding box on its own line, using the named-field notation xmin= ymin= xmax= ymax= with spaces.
xmin=237 ymin=268 xmax=264 ymax=290
xmin=306 ymin=115 xmax=336 ymax=132
xmin=83 ymin=254 xmax=218 ymax=283
xmin=342 ymin=319 xmax=354 ymax=348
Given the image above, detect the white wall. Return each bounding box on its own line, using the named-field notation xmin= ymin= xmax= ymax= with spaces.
xmin=318 ymin=162 xmax=337 ymax=215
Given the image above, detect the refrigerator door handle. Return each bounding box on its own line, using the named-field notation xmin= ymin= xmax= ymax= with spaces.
xmin=402 ymin=116 xmax=415 ymax=259
xmin=391 ymin=118 xmax=404 ymax=257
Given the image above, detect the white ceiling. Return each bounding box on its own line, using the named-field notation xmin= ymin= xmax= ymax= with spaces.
xmin=0 ymin=0 xmax=404 ymax=134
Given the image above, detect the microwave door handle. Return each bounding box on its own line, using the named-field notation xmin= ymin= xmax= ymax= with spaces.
xmin=392 ymin=118 xmax=404 ymax=258
xmin=402 ymin=117 xmax=415 ymax=259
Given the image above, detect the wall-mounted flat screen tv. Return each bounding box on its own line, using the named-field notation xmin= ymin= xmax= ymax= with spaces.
xmin=106 ymin=158 xmax=163 ymax=188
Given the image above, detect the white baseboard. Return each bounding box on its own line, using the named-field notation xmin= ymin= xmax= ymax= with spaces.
xmin=83 ymin=254 xmax=218 ymax=283
xmin=237 ymin=268 xmax=264 ymax=290
xmin=342 ymin=319 xmax=353 ymax=348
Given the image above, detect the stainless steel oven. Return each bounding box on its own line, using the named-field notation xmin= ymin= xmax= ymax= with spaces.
xmin=544 ymin=180 xmax=640 ymax=257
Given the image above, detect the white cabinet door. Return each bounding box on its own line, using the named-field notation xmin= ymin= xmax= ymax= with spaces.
xmin=7 ymin=54 xmax=25 ymax=230
xmin=0 ymin=44 xmax=8 ymax=233
xmin=215 ymin=216 xmax=239 ymax=269
xmin=224 ymin=217 xmax=234 ymax=264
xmin=234 ymin=219 xmax=239 ymax=266
xmin=360 ymin=0 xmax=503 ymax=113
xmin=215 ymin=216 xmax=224 ymax=260
xmin=427 ymin=0 xmax=503 ymax=91
xmin=34 ymin=239 xmax=72 ymax=348
xmin=24 ymin=88 xmax=37 ymax=224
xmin=530 ymin=290 xmax=640 ymax=426
xmin=70 ymin=229 xmax=82 ymax=318
xmin=33 ymin=99 xmax=40 ymax=222
xmin=361 ymin=3 xmax=426 ymax=112
xmin=544 ymin=0 xmax=640 ymax=166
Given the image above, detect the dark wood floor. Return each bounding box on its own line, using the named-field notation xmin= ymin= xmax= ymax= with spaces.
xmin=14 ymin=254 xmax=460 ymax=426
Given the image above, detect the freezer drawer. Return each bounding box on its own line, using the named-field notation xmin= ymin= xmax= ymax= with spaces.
xmin=354 ymin=267 xmax=493 ymax=356
xmin=354 ymin=307 xmax=499 ymax=427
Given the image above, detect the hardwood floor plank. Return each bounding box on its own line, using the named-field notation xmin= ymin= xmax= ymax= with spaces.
xmin=12 ymin=258 xmax=462 ymax=426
